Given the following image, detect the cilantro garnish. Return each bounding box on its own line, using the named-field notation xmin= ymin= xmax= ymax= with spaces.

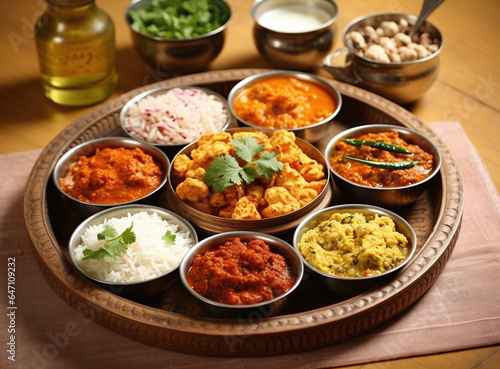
xmin=203 ymin=136 xmax=283 ymax=192
xmin=162 ymin=230 xmax=176 ymax=245
xmin=82 ymin=224 xmax=136 ymax=265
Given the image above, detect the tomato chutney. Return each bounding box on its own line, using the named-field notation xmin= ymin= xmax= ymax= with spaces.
xmin=186 ymin=237 xmax=296 ymax=305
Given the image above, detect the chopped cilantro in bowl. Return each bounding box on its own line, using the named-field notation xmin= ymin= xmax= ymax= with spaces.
xmin=127 ymin=0 xmax=231 ymax=40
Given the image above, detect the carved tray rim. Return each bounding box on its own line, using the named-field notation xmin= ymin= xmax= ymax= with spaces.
xmin=24 ymin=68 xmax=464 ymax=357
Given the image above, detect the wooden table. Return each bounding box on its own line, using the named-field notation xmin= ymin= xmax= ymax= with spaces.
xmin=1 ymin=0 xmax=498 ymax=367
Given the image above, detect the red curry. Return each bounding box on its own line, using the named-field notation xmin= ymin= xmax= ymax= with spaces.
xmin=186 ymin=237 xmax=295 ymax=305
xmin=232 ymin=76 xmax=336 ymax=129
xmin=59 ymin=147 xmax=164 ymax=204
xmin=330 ymin=131 xmax=435 ymax=187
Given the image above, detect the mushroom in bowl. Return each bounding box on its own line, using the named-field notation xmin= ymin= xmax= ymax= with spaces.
xmin=120 ymin=86 xmax=234 ymax=159
xmin=322 ymin=12 xmax=444 ymax=104
xmin=293 ymin=204 xmax=417 ymax=296
xmin=68 ymin=205 xmax=198 ymax=300
xmin=165 ymin=127 xmax=332 ymax=236
xmin=325 ymin=124 xmax=441 ymax=207
xmin=179 ymin=231 xmax=303 ymax=318
xmin=227 ymin=70 xmax=342 ymax=143
xmin=53 ymin=137 xmax=170 ymax=218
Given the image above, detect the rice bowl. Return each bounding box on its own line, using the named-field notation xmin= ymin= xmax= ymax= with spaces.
xmin=68 ymin=205 xmax=198 ymax=298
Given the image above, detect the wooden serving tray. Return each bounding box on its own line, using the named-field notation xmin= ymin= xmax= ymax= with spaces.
xmin=24 ymin=69 xmax=464 ymax=357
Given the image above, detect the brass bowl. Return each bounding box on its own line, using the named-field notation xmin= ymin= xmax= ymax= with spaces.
xmin=165 ymin=127 xmax=333 ymax=237
xmin=125 ymin=0 xmax=231 ymax=74
xmin=252 ymin=0 xmax=339 ymax=70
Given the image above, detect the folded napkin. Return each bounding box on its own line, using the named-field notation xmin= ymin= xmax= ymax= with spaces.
xmin=1 ymin=121 xmax=499 ymax=368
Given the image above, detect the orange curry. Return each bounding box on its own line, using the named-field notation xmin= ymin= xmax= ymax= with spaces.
xmin=330 ymin=131 xmax=435 ymax=187
xmin=186 ymin=237 xmax=296 ymax=305
xmin=232 ymin=76 xmax=336 ymax=129
xmin=59 ymin=147 xmax=164 ymax=204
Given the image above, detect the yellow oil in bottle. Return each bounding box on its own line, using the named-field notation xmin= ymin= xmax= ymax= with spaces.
xmin=35 ymin=0 xmax=117 ymax=106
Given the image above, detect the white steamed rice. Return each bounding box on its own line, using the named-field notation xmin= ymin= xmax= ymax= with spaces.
xmin=73 ymin=211 xmax=194 ymax=284
xmin=123 ymin=88 xmax=228 ymax=145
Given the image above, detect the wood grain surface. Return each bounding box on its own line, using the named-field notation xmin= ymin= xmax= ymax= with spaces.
xmin=1 ymin=0 xmax=499 ymax=367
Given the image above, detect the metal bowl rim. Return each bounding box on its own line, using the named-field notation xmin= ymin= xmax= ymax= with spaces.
xmin=227 ymin=70 xmax=343 ymax=132
xmin=119 ymin=86 xmax=233 ymax=148
xmin=52 ymin=136 xmax=170 ymax=208
xmin=251 ymin=0 xmax=339 ymax=34
xmin=342 ymin=11 xmax=444 ymax=65
xmin=179 ymin=230 xmax=304 ymax=309
xmin=292 ymin=203 xmax=417 ymax=281
xmin=125 ymin=0 xmax=232 ymax=42
xmin=324 ymin=124 xmax=442 ymax=191
xmin=167 ymin=126 xmax=331 ymax=223
xmin=68 ymin=204 xmax=199 ymax=286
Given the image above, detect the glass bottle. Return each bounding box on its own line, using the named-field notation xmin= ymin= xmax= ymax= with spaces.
xmin=35 ymin=0 xmax=118 ymax=106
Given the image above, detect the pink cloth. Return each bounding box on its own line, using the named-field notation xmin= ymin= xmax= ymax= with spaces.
xmin=0 ymin=121 xmax=499 ymax=368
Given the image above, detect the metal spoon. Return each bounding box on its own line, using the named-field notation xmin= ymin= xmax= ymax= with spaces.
xmin=409 ymin=0 xmax=445 ymax=38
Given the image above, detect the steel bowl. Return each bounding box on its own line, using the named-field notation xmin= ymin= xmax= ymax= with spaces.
xmin=324 ymin=124 xmax=442 ymax=207
xmin=227 ymin=71 xmax=342 ymax=143
xmin=68 ymin=205 xmax=198 ymax=300
xmin=53 ymin=137 xmax=170 ymax=218
xmin=322 ymin=12 xmax=444 ymax=104
xmin=293 ymin=204 xmax=417 ymax=296
xmin=165 ymin=127 xmax=333 ymax=237
xmin=252 ymin=0 xmax=339 ymax=70
xmin=120 ymin=86 xmax=234 ymax=160
xmin=125 ymin=0 xmax=231 ymax=74
xmin=179 ymin=231 xmax=303 ymax=318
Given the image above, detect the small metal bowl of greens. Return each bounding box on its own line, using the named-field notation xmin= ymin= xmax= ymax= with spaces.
xmin=125 ymin=0 xmax=232 ymax=74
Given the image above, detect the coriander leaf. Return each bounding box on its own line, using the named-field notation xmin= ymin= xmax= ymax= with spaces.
xmin=232 ymin=137 xmax=264 ymax=163
xmin=81 ymin=224 xmax=136 ymax=265
xmin=240 ymin=167 xmax=256 ymax=184
xmin=97 ymin=226 xmax=118 ymax=241
xmin=120 ymin=225 xmax=136 ymax=245
xmin=203 ymin=155 xmax=243 ymax=192
xmin=202 ymin=135 xmax=283 ymax=192
xmin=253 ymin=151 xmax=284 ymax=178
xmin=82 ymin=247 xmax=109 ymax=260
xmin=162 ymin=230 xmax=176 ymax=245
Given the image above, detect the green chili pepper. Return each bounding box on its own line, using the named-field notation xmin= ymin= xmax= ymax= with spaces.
xmin=344 ymin=155 xmax=419 ymax=169
xmin=343 ymin=138 xmax=413 ymax=154
xmin=341 ymin=215 xmax=354 ymax=224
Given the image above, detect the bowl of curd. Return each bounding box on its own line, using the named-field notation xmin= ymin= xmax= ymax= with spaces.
xmin=252 ymin=0 xmax=339 ymax=70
